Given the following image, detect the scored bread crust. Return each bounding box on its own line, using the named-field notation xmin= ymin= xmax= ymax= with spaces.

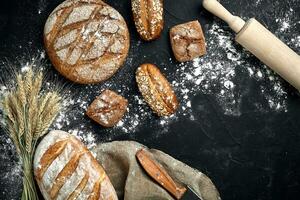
xmin=131 ymin=0 xmax=164 ymax=41
xmin=44 ymin=0 xmax=130 ymax=84
xmin=170 ymin=20 xmax=206 ymax=62
xmin=136 ymin=63 xmax=178 ymax=116
xmin=86 ymin=89 xmax=128 ymax=128
xmin=34 ymin=130 xmax=118 ymax=200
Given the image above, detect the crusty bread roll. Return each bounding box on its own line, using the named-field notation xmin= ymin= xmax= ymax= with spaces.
xmin=170 ymin=20 xmax=206 ymax=62
xmin=86 ymin=89 xmax=128 ymax=128
xmin=34 ymin=130 xmax=118 ymax=200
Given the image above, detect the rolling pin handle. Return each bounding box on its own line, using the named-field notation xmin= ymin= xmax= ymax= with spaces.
xmin=203 ymin=0 xmax=246 ymax=33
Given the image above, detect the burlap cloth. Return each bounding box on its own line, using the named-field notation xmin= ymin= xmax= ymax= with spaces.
xmin=93 ymin=141 xmax=221 ymax=200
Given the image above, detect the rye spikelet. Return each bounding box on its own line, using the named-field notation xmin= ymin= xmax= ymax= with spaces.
xmin=3 ymin=95 xmax=15 ymax=126
xmin=7 ymin=120 xmax=21 ymax=154
xmin=1 ymin=66 xmax=62 ymax=200
xmin=2 ymin=95 xmax=21 ymax=153
xmin=10 ymin=93 xmax=25 ymax=138
xmin=24 ymin=68 xmax=33 ymax=96
xmin=17 ymin=74 xmax=26 ymax=106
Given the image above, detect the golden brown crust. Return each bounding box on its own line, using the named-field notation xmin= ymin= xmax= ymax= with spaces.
xmin=49 ymin=150 xmax=86 ymax=199
xmin=35 ymin=140 xmax=68 ymax=181
xmin=34 ymin=130 xmax=118 ymax=200
xmin=88 ymin=178 xmax=101 ymax=200
xmin=170 ymin=20 xmax=206 ymax=62
xmin=66 ymin=172 xmax=89 ymax=200
xmin=136 ymin=63 xmax=178 ymax=116
xmin=132 ymin=0 xmax=163 ymax=41
xmin=44 ymin=0 xmax=130 ymax=84
xmin=86 ymin=89 xmax=128 ymax=127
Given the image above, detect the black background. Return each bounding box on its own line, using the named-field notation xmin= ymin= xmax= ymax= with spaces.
xmin=0 ymin=0 xmax=300 ymax=200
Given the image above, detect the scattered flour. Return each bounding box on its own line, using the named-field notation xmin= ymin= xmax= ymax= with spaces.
xmin=169 ymin=21 xmax=289 ymax=116
xmin=37 ymin=0 xmax=48 ymax=15
xmin=255 ymin=0 xmax=263 ymax=6
xmin=48 ymin=14 xmax=298 ymax=140
xmin=276 ymin=11 xmax=293 ymax=33
xmin=0 ymin=1 xmax=299 ymax=198
xmin=291 ymin=36 xmax=300 ymax=48
xmin=0 ymin=134 xmax=22 ymax=199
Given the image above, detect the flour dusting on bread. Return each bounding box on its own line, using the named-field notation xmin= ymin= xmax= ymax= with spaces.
xmin=44 ymin=0 xmax=130 ymax=84
xmin=33 ymin=130 xmax=118 ymax=200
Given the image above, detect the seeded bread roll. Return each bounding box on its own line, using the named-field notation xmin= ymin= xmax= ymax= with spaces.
xmin=136 ymin=63 xmax=178 ymax=116
xmin=34 ymin=130 xmax=118 ymax=200
xmin=44 ymin=0 xmax=130 ymax=84
xmin=131 ymin=0 xmax=164 ymax=41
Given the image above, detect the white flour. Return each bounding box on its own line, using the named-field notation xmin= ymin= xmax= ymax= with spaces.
xmin=49 ymin=14 xmax=298 ymax=140
xmin=24 ymin=6 xmax=300 ymax=139
xmin=0 ymin=134 xmax=22 ymax=198
xmin=0 ymin=1 xmax=300 ymax=198
xmin=37 ymin=0 xmax=48 ymax=15
xmin=255 ymin=0 xmax=263 ymax=5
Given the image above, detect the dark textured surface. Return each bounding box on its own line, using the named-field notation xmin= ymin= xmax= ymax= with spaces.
xmin=0 ymin=0 xmax=300 ymax=200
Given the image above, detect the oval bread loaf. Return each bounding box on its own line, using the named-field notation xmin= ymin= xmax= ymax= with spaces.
xmin=131 ymin=0 xmax=164 ymax=41
xmin=44 ymin=0 xmax=130 ymax=84
xmin=136 ymin=63 xmax=178 ymax=116
xmin=34 ymin=130 xmax=118 ymax=200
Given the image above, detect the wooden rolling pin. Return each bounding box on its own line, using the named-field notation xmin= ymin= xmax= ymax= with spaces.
xmin=203 ymin=0 xmax=300 ymax=91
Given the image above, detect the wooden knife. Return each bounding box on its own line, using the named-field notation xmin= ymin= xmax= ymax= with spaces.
xmin=136 ymin=149 xmax=202 ymax=200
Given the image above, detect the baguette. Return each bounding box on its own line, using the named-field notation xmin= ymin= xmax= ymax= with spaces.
xmin=34 ymin=130 xmax=118 ymax=200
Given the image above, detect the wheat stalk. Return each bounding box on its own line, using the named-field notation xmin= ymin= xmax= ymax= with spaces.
xmin=1 ymin=67 xmax=62 ymax=200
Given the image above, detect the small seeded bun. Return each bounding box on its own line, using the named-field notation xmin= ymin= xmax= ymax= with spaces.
xmin=131 ymin=0 xmax=164 ymax=41
xmin=136 ymin=63 xmax=178 ymax=116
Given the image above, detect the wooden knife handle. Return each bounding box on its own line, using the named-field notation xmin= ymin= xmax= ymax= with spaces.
xmin=136 ymin=149 xmax=187 ymax=199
